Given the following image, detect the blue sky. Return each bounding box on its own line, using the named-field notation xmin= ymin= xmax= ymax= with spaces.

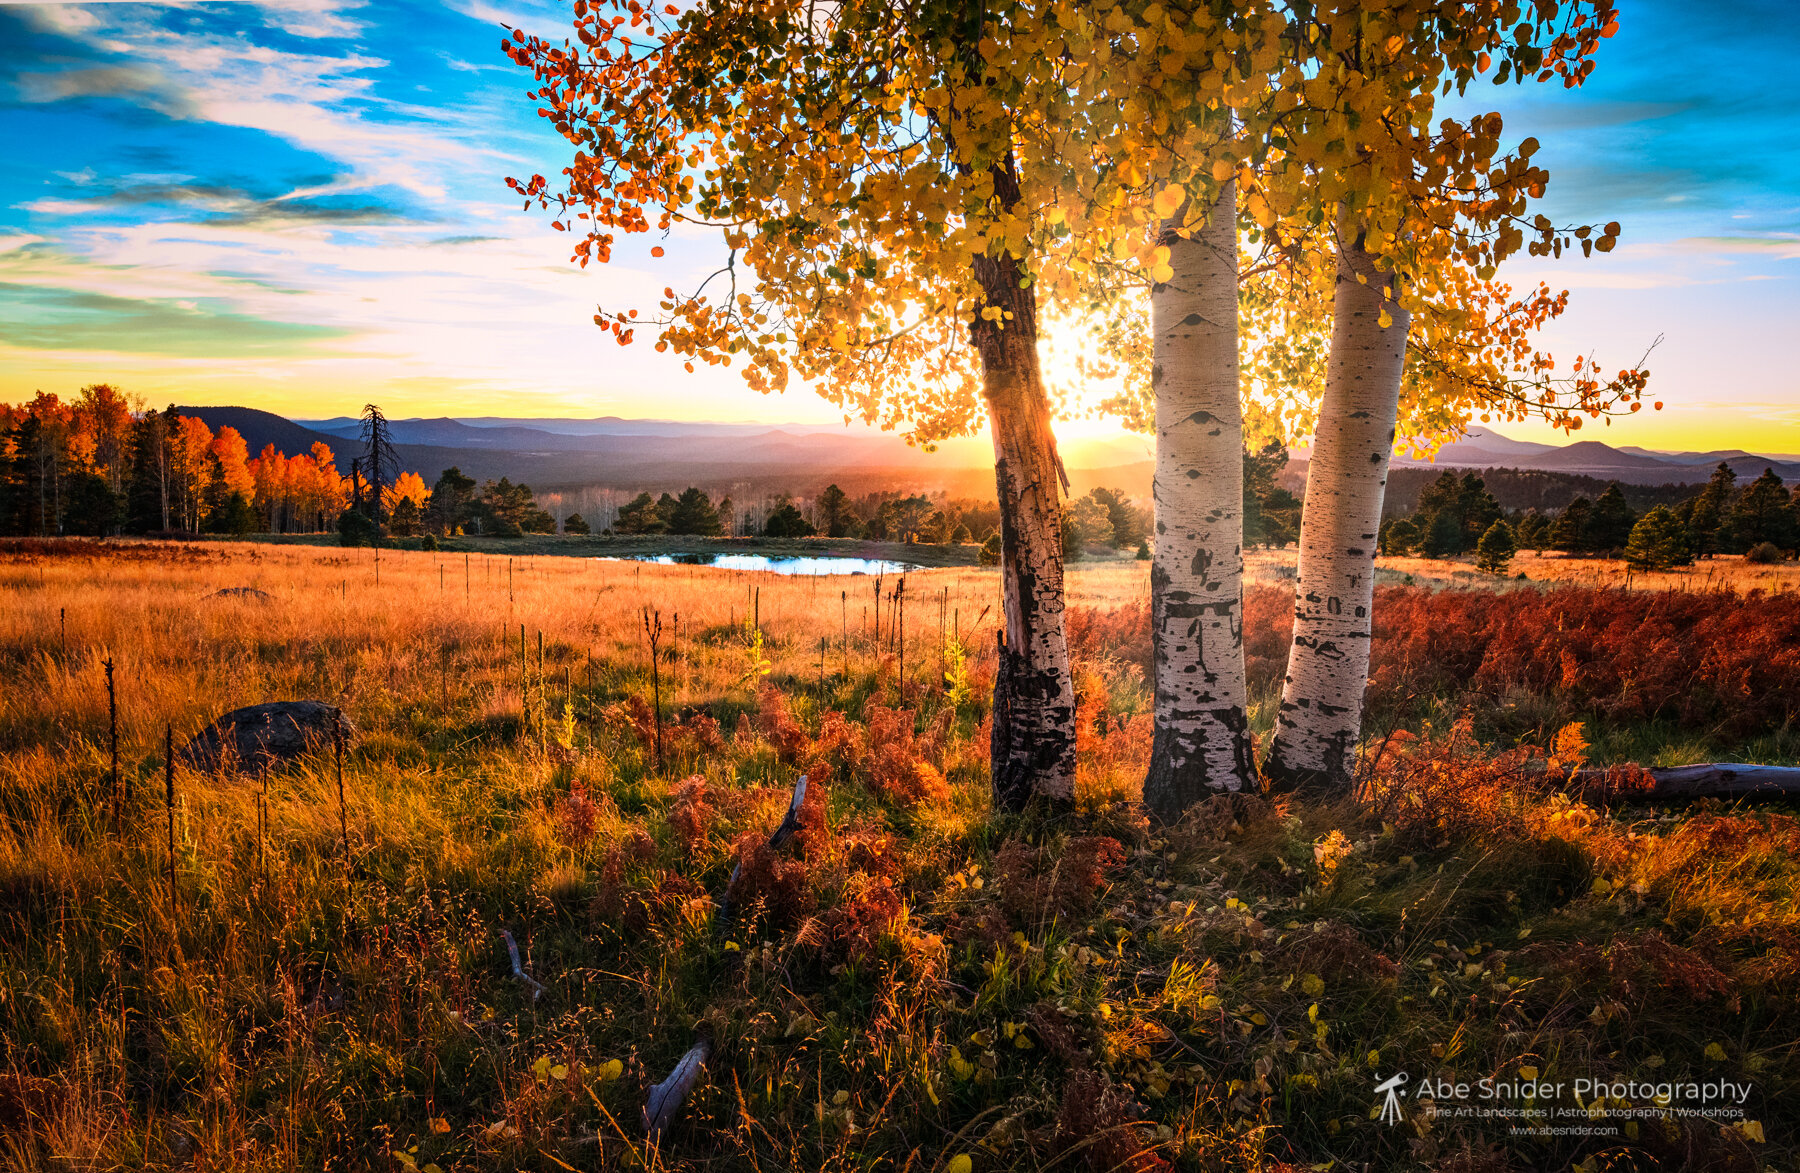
xmin=1 ymin=0 xmax=1797 ymax=452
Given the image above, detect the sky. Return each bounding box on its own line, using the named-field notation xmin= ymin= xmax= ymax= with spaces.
xmin=1 ymin=0 xmax=1797 ymax=453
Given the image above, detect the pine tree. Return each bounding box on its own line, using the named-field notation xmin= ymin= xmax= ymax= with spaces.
xmin=1686 ymin=463 xmax=1737 ymax=558
xmin=1455 ymin=474 xmax=1503 ymax=551
xmin=614 ymin=493 xmax=666 ymax=535
xmin=0 ymin=417 xmax=20 ymax=536
xmin=1405 ymin=470 xmax=1496 ymax=557
xmin=1623 ymin=506 xmax=1691 ymax=572
xmin=425 ymin=467 xmax=477 ymax=535
xmin=1727 ymin=469 xmax=1797 ymax=552
xmin=1515 ymin=510 xmax=1551 ymax=553
xmin=817 ymin=484 xmax=852 ymax=537
xmin=124 ymin=412 xmax=169 ymax=534
xmin=764 ymin=501 xmax=814 ymax=538
xmin=62 ymin=471 xmax=122 ymax=536
xmin=1241 ymin=443 xmax=1294 ymax=549
xmin=1474 ymin=519 xmax=1517 ymax=574
xmin=1586 ymin=483 xmax=1636 ymax=552
xmin=1552 ymin=497 xmax=1593 ymax=553
xmin=1424 ymin=508 xmax=1463 ymax=558
xmin=1381 ymin=516 xmax=1419 ymax=556
xmin=358 ymin=404 xmax=399 ymax=529
xmin=389 ymin=496 xmax=422 ymax=536
xmin=667 ymin=487 xmax=724 ymax=536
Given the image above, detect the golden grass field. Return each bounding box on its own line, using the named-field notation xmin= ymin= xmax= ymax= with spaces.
xmin=2 ymin=537 xmax=1797 ymax=1173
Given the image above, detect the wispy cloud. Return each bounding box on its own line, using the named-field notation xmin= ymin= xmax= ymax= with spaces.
xmin=15 ymin=62 xmax=199 ymax=115
xmin=1 ymin=0 xmax=368 ymax=40
xmin=1676 ymin=235 xmax=1800 ymax=260
xmin=10 ymin=4 xmax=501 ymax=201
xmin=0 ymin=279 xmax=352 ymax=357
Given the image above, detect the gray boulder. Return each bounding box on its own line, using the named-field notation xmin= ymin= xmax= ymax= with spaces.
xmin=181 ymin=701 xmax=353 ymax=773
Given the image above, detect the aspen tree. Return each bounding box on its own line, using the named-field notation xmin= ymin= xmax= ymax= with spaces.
xmin=503 ymin=0 xmax=1279 ymax=806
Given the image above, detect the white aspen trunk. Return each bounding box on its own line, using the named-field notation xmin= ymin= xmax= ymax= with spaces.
xmin=1266 ymin=235 xmax=1410 ymax=790
xmin=1144 ymin=184 xmax=1254 ymax=820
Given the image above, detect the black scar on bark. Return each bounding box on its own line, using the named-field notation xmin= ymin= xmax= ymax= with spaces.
xmin=1147 ymin=700 xmax=1253 ymax=823
xmin=988 ymin=456 xmax=1074 ymax=813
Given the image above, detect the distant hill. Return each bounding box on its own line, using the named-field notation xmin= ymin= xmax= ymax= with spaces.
xmin=182 ymin=409 xmax=1795 ymax=502
xmin=177 ymin=406 xmax=346 ymax=459
xmin=1619 ymin=445 xmax=1800 ymax=465
xmin=1428 ymin=427 xmax=1558 ymax=460
xmin=179 ymin=406 xmax=1051 ymax=497
xmin=1401 ymin=435 xmax=1800 ymax=485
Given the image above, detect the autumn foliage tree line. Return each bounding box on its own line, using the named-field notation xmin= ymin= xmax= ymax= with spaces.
xmin=0 ymin=387 xmax=361 ymax=539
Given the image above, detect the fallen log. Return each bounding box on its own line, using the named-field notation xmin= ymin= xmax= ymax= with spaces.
xmin=1574 ymin=763 xmax=1800 ymax=802
xmin=642 ymin=1034 xmax=712 ymax=1145
xmin=500 ymin=929 xmax=545 ymax=1002
xmin=645 ymin=772 xmax=808 ymax=1143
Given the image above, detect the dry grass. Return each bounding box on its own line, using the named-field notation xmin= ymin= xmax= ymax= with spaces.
xmin=1 ymin=538 xmax=1796 ymax=1173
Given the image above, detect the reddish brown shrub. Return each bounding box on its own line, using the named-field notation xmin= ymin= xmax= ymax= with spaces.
xmin=620 ymin=694 xmax=658 ymax=746
xmin=1273 ymin=922 xmax=1401 ymax=987
xmin=756 ymin=685 xmax=811 ymax=762
xmin=666 ymin=775 xmax=714 ymax=852
xmin=590 ymin=863 xmax=704 ymax=936
xmin=1065 ymin=599 xmax=1152 ymax=675
xmin=552 ymin=785 xmax=600 ymax=851
xmin=814 ymin=872 xmax=904 ymax=960
xmin=1521 ymin=930 xmax=1739 ymax=1012
xmin=1027 ymin=1001 xmax=1089 ymax=1064
xmin=729 ymin=833 xmax=816 ymax=928
xmin=614 ymin=699 xmax=726 ymax=763
xmin=681 ymin=712 xmax=725 ymax=756
xmin=1054 ymin=1070 xmax=1170 ymax=1173
xmin=865 ymin=704 xmax=951 ymax=806
xmin=1071 ymin=583 xmax=1800 ymax=741
xmin=996 ymin=835 xmax=1128 ymax=925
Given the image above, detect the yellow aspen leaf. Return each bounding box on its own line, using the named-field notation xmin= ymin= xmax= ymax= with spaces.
xmin=1152 ymin=185 xmax=1185 ymax=219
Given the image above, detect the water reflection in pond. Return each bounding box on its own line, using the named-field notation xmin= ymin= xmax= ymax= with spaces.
xmin=594 ymin=553 xmax=920 ymax=576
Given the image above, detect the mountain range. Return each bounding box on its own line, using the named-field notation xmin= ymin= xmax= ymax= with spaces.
xmin=1392 ymin=428 xmax=1800 ymax=484
xmin=178 ymin=407 xmax=1800 ymax=498
xmin=184 ymin=406 xmax=1145 ymax=498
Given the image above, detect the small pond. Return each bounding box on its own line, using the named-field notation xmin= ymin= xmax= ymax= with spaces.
xmin=594 ymin=553 xmax=920 ymax=576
